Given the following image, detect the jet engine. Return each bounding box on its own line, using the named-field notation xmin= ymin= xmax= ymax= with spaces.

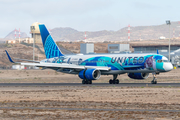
xmin=78 ymin=69 xmax=101 ymax=80
xmin=128 ymin=73 xmax=149 ymax=79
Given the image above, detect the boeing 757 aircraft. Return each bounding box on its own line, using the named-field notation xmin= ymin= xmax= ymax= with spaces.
xmin=5 ymin=24 xmax=173 ymax=84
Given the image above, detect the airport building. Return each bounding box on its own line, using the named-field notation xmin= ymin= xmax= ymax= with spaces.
xmin=30 ymin=22 xmax=42 ymax=43
xmin=6 ymin=38 xmax=34 ymax=44
xmin=80 ymin=43 xmax=94 ymax=54
xmin=132 ymin=45 xmax=180 ymax=53
xmin=80 ymin=43 xmax=130 ymax=54
xmin=6 ymin=40 xmax=16 ymax=44
xmin=108 ymin=44 xmax=130 ymax=53
xmin=132 ymin=44 xmax=180 ymax=65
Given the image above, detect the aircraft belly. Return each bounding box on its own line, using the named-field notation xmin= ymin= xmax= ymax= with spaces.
xmin=101 ymin=69 xmax=156 ymax=75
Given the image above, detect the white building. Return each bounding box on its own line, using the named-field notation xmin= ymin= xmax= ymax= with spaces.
xmin=12 ymin=65 xmax=25 ymax=70
xmin=7 ymin=40 xmax=16 ymax=44
xmin=6 ymin=38 xmax=34 ymax=44
xmin=159 ymin=36 xmax=166 ymax=40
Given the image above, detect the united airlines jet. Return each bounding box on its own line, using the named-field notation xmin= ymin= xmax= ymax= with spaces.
xmin=5 ymin=24 xmax=173 ymax=84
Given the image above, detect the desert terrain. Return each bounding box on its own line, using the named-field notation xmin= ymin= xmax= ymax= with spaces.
xmin=1 ymin=39 xmax=180 ymax=67
xmin=0 ymin=69 xmax=179 ymax=119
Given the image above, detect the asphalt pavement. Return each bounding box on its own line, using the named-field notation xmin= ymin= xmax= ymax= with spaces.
xmin=0 ymin=83 xmax=179 ymax=87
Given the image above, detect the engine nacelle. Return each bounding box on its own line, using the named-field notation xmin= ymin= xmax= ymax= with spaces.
xmin=78 ymin=69 xmax=101 ymax=80
xmin=128 ymin=73 xmax=149 ymax=79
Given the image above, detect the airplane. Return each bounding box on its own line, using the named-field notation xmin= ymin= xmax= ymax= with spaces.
xmin=5 ymin=24 xmax=173 ymax=84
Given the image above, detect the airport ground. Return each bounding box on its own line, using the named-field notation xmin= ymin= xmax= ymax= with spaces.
xmin=0 ymin=69 xmax=180 ymax=119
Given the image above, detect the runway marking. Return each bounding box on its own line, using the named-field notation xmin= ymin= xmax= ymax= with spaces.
xmin=0 ymin=83 xmax=180 ymax=87
xmin=0 ymin=107 xmax=180 ymax=112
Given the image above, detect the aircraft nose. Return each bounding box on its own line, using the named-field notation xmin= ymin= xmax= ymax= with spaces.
xmin=164 ymin=63 xmax=173 ymax=72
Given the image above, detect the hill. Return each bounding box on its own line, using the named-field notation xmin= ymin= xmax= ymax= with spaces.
xmin=4 ymin=30 xmax=28 ymax=40
xmin=51 ymin=27 xmax=113 ymax=41
xmin=50 ymin=21 xmax=180 ymax=42
xmin=3 ymin=21 xmax=179 ymax=42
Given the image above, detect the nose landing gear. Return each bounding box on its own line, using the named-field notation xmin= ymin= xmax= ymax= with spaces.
xmin=109 ymin=74 xmax=119 ymax=84
xmin=151 ymin=72 xmax=157 ymax=84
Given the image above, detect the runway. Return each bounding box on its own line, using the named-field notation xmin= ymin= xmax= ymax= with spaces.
xmin=0 ymin=106 xmax=179 ymax=112
xmin=0 ymin=83 xmax=179 ymax=87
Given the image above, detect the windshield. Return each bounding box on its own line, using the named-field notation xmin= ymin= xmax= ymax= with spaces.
xmin=157 ymin=59 xmax=169 ymax=63
xmin=162 ymin=60 xmax=169 ymax=62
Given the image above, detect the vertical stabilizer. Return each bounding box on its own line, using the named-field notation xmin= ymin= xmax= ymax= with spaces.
xmin=39 ymin=24 xmax=64 ymax=58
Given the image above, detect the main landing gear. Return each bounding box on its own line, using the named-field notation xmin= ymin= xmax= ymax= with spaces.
xmin=82 ymin=79 xmax=92 ymax=84
xmin=151 ymin=72 xmax=157 ymax=84
xmin=109 ymin=74 xmax=119 ymax=84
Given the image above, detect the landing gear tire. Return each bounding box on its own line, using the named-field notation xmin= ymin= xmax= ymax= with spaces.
xmin=109 ymin=74 xmax=119 ymax=84
xmin=109 ymin=79 xmax=113 ymax=84
xmin=88 ymin=80 xmax=92 ymax=84
xmin=82 ymin=79 xmax=92 ymax=84
xmin=115 ymin=79 xmax=119 ymax=84
xmin=151 ymin=80 xmax=157 ymax=84
xmin=151 ymin=78 xmax=157 ymax=84
xmin=113 ymin=80 xmax=115 ymax=84
xmin=109 ymin=79 xmax=119 ymax=84
xmin=151 ymin=72 xmax=157 ymax=84
xmin=82 ymin=79 xmax=86 ymax=84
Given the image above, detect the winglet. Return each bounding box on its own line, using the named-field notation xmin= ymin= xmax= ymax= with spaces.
xmin=5 ymin=50 xmax=15 ymax=63
xmin=157 ymin=49 xmax=159 ymax=54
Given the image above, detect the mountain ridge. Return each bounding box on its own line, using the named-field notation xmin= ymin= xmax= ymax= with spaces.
xmin=3 ymin=21 xmax=180 ymax=42
xmin=50 ymin=21 xmax=180 ymax=42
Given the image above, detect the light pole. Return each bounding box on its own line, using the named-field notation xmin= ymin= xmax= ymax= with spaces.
xmin=166 ymin=20 xmax=171 ymax=61
xmin=33 ymin=30 xmax=35 ymax=62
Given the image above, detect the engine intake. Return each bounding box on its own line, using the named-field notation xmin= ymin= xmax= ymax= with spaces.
xmin=79 ymin=69 xmax=101 ymax=80
xmin=128 ymin=73 xmax=149 ymax=79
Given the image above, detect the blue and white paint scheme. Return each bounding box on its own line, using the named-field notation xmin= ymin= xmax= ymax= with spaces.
xmin=5 ymin=24 xmax=173 ymax=84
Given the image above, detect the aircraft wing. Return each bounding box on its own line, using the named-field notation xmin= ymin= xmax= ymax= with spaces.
xmin=5 ymin=50 xmax=111 ymax=71
xmin=21 ymin=63 xmax=111 ymax=71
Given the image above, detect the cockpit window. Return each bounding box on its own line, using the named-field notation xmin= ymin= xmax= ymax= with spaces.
xmin=162 ymin=60 xmax=169 ymax=62
xmin=157 ymin=60 xmax=162 ymax=63
xmin=157 ymin=60 xmax=169 ymax=63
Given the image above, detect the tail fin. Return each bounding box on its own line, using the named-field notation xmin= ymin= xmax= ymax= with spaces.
xmin=39 ymin=24 xmax=64 ymax=59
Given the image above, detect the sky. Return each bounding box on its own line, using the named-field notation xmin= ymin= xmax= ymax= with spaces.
xmin=0 ymin=0 xmax=179 ymax=38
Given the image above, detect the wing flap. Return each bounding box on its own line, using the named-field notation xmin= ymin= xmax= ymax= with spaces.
xmin=5 ymin=50 xmax=111 ymax=71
